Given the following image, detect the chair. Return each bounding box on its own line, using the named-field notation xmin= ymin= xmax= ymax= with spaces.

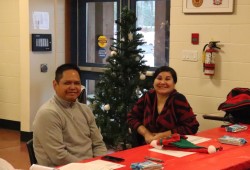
xmin=78 ymin=85 xmax=86 ymax=104
xmin=203 ymin=114 xmax=226 ymax=121
xmin=26 ymin=139 xmax=37 ymax=165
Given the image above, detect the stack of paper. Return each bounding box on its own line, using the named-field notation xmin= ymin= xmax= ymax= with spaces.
xmin=59 ymin=160 xmax=125 ymax=170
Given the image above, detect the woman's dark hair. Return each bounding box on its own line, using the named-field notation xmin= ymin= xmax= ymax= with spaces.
xmin=152 ymin=66 xmax=177 ymax=83
xmin=55 ymin=63 xmax=81 ymax=83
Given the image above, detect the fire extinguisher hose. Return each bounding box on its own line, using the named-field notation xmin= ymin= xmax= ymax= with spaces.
xmin=202 ymin=44 xmax=208 ymax=64
xmin=202 ymin=44 xmax=209 ymax=71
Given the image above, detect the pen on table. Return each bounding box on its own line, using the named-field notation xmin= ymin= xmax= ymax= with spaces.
xmin=144 ymin=156 xmax=164 ymax=163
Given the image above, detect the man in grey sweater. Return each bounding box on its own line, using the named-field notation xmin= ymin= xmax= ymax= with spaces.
xmin=33 ymin=64 xmax=107 ymax=167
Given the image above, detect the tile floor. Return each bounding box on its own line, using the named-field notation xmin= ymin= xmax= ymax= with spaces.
xmin=0 ymin=128 xmax=30 ymax=170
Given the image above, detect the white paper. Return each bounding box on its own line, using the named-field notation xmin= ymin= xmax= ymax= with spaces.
xmin=59 ymin=160 xmax=125 ymax=170
xmin=29 ymin=164 xmax=55 ymax=170
xmin=186 ymin=135 xmax=211 ymax=144
xmin=149 ymin=148 xmax=195 ymax=157
xmin=32 ymin=12 xmax=49 ymax=30
xmin=149 ymin=135 xmax=211 ymax=157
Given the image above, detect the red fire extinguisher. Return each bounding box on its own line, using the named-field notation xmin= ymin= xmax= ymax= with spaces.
xmin=202 ymin=41 xmax=220 ymax=76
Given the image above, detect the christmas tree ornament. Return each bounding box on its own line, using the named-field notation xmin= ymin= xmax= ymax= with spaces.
xmin=128 ymin=128 xmax=132 ymax=134
xmin=104 ymin=104 xmax=110 ymax=111
xmin=140 ymin=73 xmax=146 ymax=80
xmin=111 ymin=51 xmax=117 ymax=56
xmin=135 ymin=56 xmax=140 ymax=61
xmin=146 ymin=71 xmax=154 ymax=76
xmin=135 ymin=87 xmax=142 ymax=96
xmin=128 ymin=32 xmax=133 ymax=41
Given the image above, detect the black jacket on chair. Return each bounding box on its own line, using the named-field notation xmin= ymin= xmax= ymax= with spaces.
xmin=218 ymin=88 xmax=250 ymax=124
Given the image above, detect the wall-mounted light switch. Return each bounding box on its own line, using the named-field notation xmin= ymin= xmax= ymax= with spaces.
xmin=182 ymin=50 xmax=198 ymax=62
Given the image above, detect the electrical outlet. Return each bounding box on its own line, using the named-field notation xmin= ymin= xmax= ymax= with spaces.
xmin=182 ymin=50 xmax=198 ymax=62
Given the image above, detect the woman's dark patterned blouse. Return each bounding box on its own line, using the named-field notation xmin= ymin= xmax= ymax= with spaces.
xmin=127 ymin=89 xmax=199 ymax=135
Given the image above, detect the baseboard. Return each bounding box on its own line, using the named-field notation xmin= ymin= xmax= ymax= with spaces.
xmin=0 ymin=119 xmax=33 ymax=142
xmin=0 ymin=119 xmax=20 ymax=130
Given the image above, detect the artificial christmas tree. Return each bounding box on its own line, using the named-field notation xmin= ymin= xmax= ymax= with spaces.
xmin=88 ymin=7 xmax=152 ymax=149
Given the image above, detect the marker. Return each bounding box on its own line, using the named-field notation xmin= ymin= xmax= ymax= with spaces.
xmin=144 ymin=156 xmax=164 ymax=163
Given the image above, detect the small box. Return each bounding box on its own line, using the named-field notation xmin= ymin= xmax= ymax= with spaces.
xmin=130 ymin=161 xmax=163 ymax=170
xmin=225 ymin=124 xmax=248 ymax=132
xmin=218 ymin=135 xmax=247 ymax=146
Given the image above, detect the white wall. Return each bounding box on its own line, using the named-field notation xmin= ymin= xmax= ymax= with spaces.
xmin=0 ymin=0 xmax=20 ymax=121
xmin=28 ymin=0 xmax=56 ymax=132
xmin=26 ymin=0 xmax=65 ymax=131
xmin=0 ymin=0 xmax=65 ymax=132
xmin=170 ymin=0 xmax=250 ymax=131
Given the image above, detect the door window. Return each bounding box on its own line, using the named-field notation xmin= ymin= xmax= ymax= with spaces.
xmin=72 ymin=0 xmax=170 ymax=99
xmin=85 ymin=2 xmax=118 ymax=65
xmin=134 ymin=0 xmax=170 ymax=67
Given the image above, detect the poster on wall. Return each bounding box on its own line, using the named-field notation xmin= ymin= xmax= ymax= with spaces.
xmin=183 ymin=0 xmax=234 ymax=13
xmin=32 ymin=12 xmax=49 ymax=30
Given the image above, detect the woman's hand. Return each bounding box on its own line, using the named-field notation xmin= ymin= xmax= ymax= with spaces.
xmin=137 ymin=126 xmax=172 ymax=144
xmin=144 ymin=132 xmax=156 ymax=144
xmin=153 ymin=130 xmax=172 ymax=140
xmin=137 ymin=125 xmax=155 ymax=144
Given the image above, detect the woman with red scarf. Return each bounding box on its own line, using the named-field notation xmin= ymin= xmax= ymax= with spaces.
xmin=127 ymin=66 xmax=199 ymax=146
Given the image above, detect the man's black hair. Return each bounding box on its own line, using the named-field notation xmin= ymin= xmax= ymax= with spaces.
xmin=55 ymin=63 xmax=81 ymax=83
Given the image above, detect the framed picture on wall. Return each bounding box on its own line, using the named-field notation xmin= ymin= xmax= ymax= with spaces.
xmin=183 ymin=0 xmax=234 ymax=13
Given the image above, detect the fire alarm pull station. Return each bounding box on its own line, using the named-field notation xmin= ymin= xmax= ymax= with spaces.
xmin=192 ymin=33 xmax=199 ymax=45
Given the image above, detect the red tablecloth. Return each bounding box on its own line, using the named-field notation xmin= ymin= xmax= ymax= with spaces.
xmin=79 ymin=124 xmax=250 ymax=170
